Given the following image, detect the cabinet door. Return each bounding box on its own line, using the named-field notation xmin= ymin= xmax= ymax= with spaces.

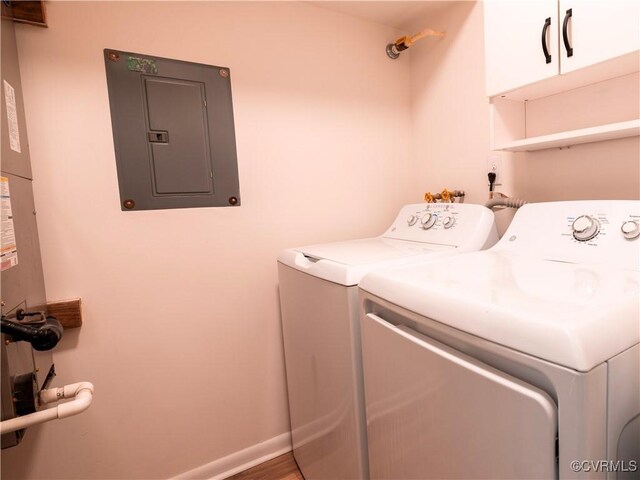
xmin=560 ymin=0 xmax=640 ymax=74
xmin=484 ymin=1 xmax=559 ymax=96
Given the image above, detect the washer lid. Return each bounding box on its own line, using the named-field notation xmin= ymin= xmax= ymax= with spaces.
xmin=278 ymin=237 xmax=453 ymax=286
xmin=297 ymin=237 xmax=448 ymax=265
xmin=360 ymin=251 xmax=640 ymax=372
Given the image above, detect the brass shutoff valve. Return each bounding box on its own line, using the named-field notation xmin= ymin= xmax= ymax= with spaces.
xmin=424 ymin=189 xmax=465 ymax=203
xmin=387 ymin=28 xmax=446 ymax=59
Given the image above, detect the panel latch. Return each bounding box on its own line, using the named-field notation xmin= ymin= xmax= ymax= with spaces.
xmin=147 ymin=131 xmax=169 ymax=143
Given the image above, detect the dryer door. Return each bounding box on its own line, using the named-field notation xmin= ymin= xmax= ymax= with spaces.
xmin=362 ymin=313 xmax=558 ymax=479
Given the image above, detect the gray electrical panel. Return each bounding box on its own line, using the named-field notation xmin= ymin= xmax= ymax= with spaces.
xmin=104 ymin=49 xmax=240 ymax=211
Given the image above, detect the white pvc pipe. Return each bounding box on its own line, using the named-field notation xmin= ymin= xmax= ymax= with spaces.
xmin=0 ymin=382 xmax=94 ymax=434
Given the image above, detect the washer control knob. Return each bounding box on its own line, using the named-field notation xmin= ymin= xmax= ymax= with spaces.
xmin=421 ymin=213 xmax=437 ymax=230
xmin=621 ymin=220 xmax=640 ymax=240
xmin=442 ymin=216 xmax=455 ymax=229
xmin=407 ymin=215 xmax=418 ymax=226
xmin=572 ymin=215 xmax=600 ymax=241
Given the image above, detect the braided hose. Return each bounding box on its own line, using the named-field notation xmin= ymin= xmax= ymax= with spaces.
xmin=485 ymin=197 xmax=528 ymax=210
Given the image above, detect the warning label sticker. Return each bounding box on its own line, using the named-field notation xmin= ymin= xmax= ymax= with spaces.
xmin=1 ymin=177 xmax=19 ymax=272
xmin=3 ymin=80 xmax=21 ymax=153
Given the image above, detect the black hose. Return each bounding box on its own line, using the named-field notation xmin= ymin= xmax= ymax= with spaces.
xmin=1 ymin=316 xmax=63 ymax=351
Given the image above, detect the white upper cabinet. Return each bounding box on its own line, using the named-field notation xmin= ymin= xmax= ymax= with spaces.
xmin=484 ymin=0 xmax=640 ymax=97
xmin=484 ymin=1 xmax=559 ymax=97
xmin=559 ymin=0 xmax=640 ymax=74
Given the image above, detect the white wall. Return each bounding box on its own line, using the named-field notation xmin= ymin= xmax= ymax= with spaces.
xmin=2 ymin=2 xmax=414 ymax=478
xmin=408 ymin=1 xmax=639 ymax=233
xmin=408 ymin=1 xmax=490 ymax=204
xmin=5 ymin=1 xmax=638 ymax=478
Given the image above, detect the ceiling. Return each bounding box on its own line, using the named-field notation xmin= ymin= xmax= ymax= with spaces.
xmin=306 ymin=1 xmax=459 ymax=30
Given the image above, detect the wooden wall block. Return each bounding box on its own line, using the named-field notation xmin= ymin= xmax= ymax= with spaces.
xmin=46 ymin=299 xmax=82 ymax=329
xmin=1 ymin=1 xmax=47 ymax=27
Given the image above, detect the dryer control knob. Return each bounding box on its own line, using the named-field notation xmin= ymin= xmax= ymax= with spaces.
xmin=443 ymin=216 xmax=455 ymax=229
xmin=407 ymin=215 xmax=418 ymax=226
xmin=572 ymin=215 xmax=600 ymax=241
xmin=421 ymin=213 xmax=437 ymax=230
xmin=621 ymin=220 xmax=640 ymax=240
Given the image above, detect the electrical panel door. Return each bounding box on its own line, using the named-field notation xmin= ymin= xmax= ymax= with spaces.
xmin=104 ymin=49 xmax=240 ymax=211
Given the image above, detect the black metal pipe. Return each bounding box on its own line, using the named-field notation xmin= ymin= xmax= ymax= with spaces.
xmin=1 ymin=316 xmax=63 ymax=351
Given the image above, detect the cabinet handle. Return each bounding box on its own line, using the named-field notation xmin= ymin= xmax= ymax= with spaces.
xmin=541 ymin=17 xmax=552 ymax=64
xmin=562 ymin=8 xmax=573 ymax=57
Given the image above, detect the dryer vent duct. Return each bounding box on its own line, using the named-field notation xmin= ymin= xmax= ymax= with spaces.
xmin=485 ymin=193 xmax=528 ymax=210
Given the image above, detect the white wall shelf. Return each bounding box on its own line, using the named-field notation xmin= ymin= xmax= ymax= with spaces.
xmin=496 ymin=119 xmax=640 ymax=152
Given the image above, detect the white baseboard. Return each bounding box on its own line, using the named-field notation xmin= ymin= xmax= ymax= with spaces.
xmin=171 ymin=432 xmax=293 ymax=480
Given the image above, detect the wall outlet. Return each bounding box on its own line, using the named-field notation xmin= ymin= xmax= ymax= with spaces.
xmin=487 ymin=154 xmax=503 ymax=186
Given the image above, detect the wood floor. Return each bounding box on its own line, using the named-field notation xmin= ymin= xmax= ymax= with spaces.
xmin=226 ymin=452 xmax=304 ymax=480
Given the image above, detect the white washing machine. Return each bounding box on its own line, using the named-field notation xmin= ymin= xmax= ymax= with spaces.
xmin=359 ymin=200 xmax=640 ymax=479
xmin=277 ymin=203 xmax=498 ymax=480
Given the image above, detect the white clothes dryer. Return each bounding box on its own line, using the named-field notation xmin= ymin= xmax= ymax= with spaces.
xmin=277 ymin=203 xmax=498 ymax=480
xmin=359 ymin=200 xmax=639 ymax=479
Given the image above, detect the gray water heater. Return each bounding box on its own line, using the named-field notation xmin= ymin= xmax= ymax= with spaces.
xmin=1 ymin=17 xmax=55 ymax=449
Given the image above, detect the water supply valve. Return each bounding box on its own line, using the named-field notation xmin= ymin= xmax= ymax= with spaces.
xmin=424 ymin=189 xmax=465 ymax=203
xmin=387 ymin=28 xmax=445 ymax=59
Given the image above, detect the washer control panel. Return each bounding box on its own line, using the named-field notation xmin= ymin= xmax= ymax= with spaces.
xmin=385 ymin=203 xmax=497 ymax=249
xmin=566 ymin=210 xmax=640 ymax=245
xmin=402 ymin=204 xmax=460 ymax=232
xmin=494 ymin=201 xmax=640 ymax=270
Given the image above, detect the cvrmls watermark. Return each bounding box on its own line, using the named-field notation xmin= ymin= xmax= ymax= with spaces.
xmin=570 ymin=460 xmax=638 ymax=473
